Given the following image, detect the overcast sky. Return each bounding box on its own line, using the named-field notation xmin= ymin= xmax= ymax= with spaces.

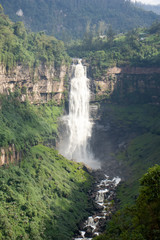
xmin=131 ymin=0 xmax=160 ymax=5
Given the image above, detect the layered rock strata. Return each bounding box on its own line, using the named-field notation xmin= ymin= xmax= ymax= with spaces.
xmin=93 ymin=67 xmax=160 ymax=104
xmin=0 ymin=64 xmax=68 ymax=104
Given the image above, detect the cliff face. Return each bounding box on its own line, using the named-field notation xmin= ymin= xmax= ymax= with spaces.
xmin=93 ymin=66 xmax=160 ymax=104
xmin=89 ymin=66 xmax=160 ymax=177
xmin=0 ymin=144 xmax=21 ymax=166
xmin=0 ymin=63 xmax=68 ymax=166
xmin=0 ymin=63 xmax=68 ymax=104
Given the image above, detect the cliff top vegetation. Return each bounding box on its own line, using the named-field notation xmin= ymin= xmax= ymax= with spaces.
xmin=67 ymin=22 xmax=160 ymax=79
xmin=0 ymin=6 xmax=70 ymax=71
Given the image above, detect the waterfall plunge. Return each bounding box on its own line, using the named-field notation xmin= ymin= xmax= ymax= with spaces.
xmin=59 ymin=60 xmax=100 ymax=169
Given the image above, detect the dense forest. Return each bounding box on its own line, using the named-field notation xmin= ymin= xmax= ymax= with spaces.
xmin=67 ymin=21 xmax=160 ymax=80
xmin=0 ymin=5 xmax=70 ymax=70
xmin=0 ymin=0 xmax=159 ymax=40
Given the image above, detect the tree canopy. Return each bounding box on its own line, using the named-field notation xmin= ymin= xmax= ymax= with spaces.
xmin=0 ymin=0 xmax=159 ymax=41
xmin=0 ymin=11 xmax=70 ymax=70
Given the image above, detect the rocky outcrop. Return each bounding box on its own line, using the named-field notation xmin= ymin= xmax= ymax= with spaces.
xmin=93 ymin=66 xmax=160 ymax=104
xmin=0 ymin=63 xmax=68 ymax=104
xmin=106 ymin=66 xmax=160 ymax=75
xmin=0 ymin=144 xmax=21 ymax=166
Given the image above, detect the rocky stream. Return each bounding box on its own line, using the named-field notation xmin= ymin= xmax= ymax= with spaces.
xmin=73 ymin=171 xmax=121 ymax=239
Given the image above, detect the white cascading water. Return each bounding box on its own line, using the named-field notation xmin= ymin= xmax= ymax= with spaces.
xmin=60 ymin=59 xmax=100 ymax=169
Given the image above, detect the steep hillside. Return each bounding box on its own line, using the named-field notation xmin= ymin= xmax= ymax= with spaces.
xmin=0 ymin=95 xmax=93 ymax=240
xmin=135 ymin=2 xmax=160 ymax=15
xmin=0 ymin=94 xmax=63 ymax=165
xmin=0 ymin=144 xmax=92 ymax=240
xmin=0 ymin=7 xmax=69 ymax=70
xmin=94 ymin=165 xmax=160 ymax=240
xmin=0 ymin=0 xmax=159 ymax=40
xmin=0 ymin=8 xmax=70 ymax=104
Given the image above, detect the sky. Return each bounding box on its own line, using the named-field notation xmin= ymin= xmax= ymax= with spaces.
xmin=131 ymin=0 xmax=160 ymax=5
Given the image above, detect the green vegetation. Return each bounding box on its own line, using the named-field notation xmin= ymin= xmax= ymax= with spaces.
xmin=0 ymin=94 xmax=62 ymax=151
xmin=94 ymin=165 xmax=160 ymax=240
xmin=0 ymin=3 xmax=160 ymax=240
xmin=0 ymin=145 xmax=92 ymax=240
xmin=100 ymin=103 xmax=160 ymax=206
xmin=88 ymin=24 xmax=160 ymax=238
xmin=117 ymin=133 xmax=160 ymax=206
xmin=0 ymin=0 xmax=159 ymax=41
xmin=0 ymin=8 xmax=70 ymax=70
xmin=101 ymin=104 xmax=160 ymax=135
xmin=67 ymin=22 xmax=160 ymax=79
xmin=0 ymin=94 xmax=93 ymax=239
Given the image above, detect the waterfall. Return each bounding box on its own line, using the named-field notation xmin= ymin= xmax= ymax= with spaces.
xmin=59 ymin=60 xmax=100 ymax=169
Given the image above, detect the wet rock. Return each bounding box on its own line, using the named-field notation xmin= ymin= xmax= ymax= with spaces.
xmin=82 ymin=164 xmax=93 ymax=173
xmin=73 ymin=229 xmax=81 ymax=238
xmin=93 ymin=202 xmax=104 ymax=211
xmin=93 ymin=217 xmax=100 ymax=223
xmin=98 ymin=218 xmax=106 ymax=226
xmin=84 ymin=226 xmax=93 ymax=238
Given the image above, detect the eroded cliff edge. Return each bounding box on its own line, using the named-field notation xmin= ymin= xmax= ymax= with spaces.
xmin=92 ymin=66 xmax=160 ymax=104
xmin=0 ymin=63 xmax=68 ymax=104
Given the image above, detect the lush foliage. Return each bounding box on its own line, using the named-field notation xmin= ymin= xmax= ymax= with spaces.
xmin=94 ymin=165 xmax=160 ymax=240
xmin=0 ymin=145 xmax=92 ymax=240
xmin=0 ymin=94 xmax=93 ymax=239
xmin=0 ymin=94 xmax=62 ymax=151
xmin=0 ymin=8 xmax=69 ymax=70
xmin=0 ymin=0 xmax=159 ymax=41
xmin=67 ymin=23 xmax=160 ymax=79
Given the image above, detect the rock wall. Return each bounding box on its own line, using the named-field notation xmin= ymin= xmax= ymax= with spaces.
xmin=93 ymin=66 xmax=160 ymax=104
xmin=0 ymin=63 xmax=69 ymax=166
xmin=0 ymin=63 xmax=68 ymax=104
xmin=89 ymin=66 xmax=160 ymax=177
xmin=0 ymin=144 xmax=21 ymax=166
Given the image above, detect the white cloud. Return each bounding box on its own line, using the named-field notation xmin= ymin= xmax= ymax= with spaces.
xmin=16 ymin=9 xmax=23 ymax=17
xmin=131 ymin=0 xmax=160 ymax=5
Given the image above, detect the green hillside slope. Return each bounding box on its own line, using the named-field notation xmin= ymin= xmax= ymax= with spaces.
xmin=0 ymin=95 xmax=93 ymax=240
xmin=0 ymin=0 xmax=159 ymax=40
xmin=0 ymin=6 xmax=69 ymax=70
